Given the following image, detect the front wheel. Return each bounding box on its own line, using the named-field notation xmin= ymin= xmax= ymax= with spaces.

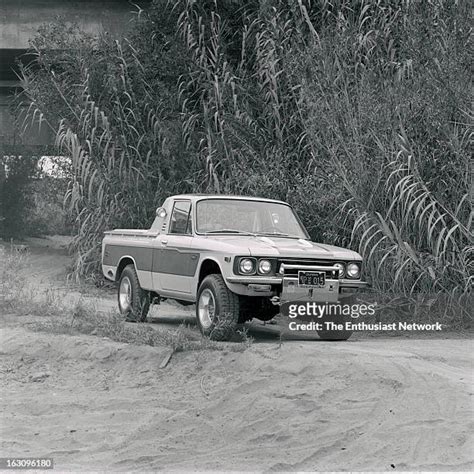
xmin=117 ymin=264 xmax=150 ymax=322
xmin=196 ymin=274 xmax=240 ymax=341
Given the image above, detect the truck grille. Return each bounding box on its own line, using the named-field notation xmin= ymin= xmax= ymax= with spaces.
xmin=277 ymin=259 xmax=340 ymax=279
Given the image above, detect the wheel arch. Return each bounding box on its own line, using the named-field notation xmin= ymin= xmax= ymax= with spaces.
xmin=197 ymin=258 xmax=222 ymax=288
xmin=116 ymin=256 xmax=137 ymax=282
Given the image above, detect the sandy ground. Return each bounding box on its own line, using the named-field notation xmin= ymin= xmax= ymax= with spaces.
xmin=1 ymin=238 xmax=473 ymax=471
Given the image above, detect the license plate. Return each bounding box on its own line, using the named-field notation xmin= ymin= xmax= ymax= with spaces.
xmin=298 ymin=271 xmax=325 ymax=288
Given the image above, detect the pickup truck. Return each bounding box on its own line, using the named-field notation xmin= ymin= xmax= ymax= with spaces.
xmin=102 ymin=194 xmax=368 ymax=340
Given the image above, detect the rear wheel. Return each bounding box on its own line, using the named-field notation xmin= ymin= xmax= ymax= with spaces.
xmin=117 ymin=264 xmax=150 ymax=322
xmin=196 ymin=274 xmax=240 ymax=341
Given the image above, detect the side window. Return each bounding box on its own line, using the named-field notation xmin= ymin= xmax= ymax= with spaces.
xmin=169 ymin=201 xmax=192 ymax=235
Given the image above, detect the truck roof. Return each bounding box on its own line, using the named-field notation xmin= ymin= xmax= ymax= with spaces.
xmin=169 ymin=194 xmax=289 ymax=205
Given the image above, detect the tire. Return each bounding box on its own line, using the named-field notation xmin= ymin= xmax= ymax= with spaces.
xmin=196 ymin=274 xmax=240 ymax=341
xmin=117 ymin=264 xmax=150 ymax=322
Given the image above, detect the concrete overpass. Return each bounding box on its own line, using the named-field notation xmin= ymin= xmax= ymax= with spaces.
xmin=0 ymin=0 xmax=149 ymax=148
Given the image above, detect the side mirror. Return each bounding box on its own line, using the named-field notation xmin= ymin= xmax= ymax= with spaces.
xmin=156 ymin=207 xmax=167 ymax=218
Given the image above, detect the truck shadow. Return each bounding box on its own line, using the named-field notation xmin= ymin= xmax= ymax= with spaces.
xmin=147 ymin=312 xmax=321 ymax=343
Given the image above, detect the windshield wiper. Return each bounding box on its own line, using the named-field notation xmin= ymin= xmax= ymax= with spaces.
xmin=206 ymin=229 xmax=254 ymax=235
xmin=255 ymin=232 xmax=301 ymax=239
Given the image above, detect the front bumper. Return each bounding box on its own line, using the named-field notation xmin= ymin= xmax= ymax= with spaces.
xmin=226 ymin=276 xmax=283 ymax=285
xmin=226 ymin=275 xmax=369 ymax=289
xmin=225 ymin=275 xmax=369 ymax=299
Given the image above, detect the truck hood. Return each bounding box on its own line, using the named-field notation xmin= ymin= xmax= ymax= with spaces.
xmin=204 ymin=235 xmax=361 ymax=261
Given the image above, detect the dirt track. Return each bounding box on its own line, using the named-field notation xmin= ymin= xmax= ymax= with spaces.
xmin=2 ymin=325 xmax=473 ymax=471
xmin=1 ymin=239 xmax=473 ymax=471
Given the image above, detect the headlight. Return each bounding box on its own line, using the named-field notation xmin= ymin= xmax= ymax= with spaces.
xmin=258 ymin=259 xmax=272 ymax=274
xmin=334 ymin=263 xmax=345 ymax=278
xmin=239 ymin=258 xmax=256 ymax=274
xmin=346 ymin=262 xmax=361 ymax=279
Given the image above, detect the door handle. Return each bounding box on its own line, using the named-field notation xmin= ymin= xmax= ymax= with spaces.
xmin=161 ymin=240 xmax=168 ymax=245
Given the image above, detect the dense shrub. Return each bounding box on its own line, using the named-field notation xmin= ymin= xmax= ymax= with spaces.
xmin=26 ymin=174 xmax=72 ymax=236
xmin=0 ymin=148 xmax=71 ymax=239
xmin=0 ymin=152 xmax=38 ymax=239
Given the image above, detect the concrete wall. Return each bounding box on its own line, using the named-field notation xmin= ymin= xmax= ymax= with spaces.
xmin=0 ymin=0 xmax=149 ymax=148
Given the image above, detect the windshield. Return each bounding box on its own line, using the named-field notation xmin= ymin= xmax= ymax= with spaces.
xmin=196 ymin=199 xmax=308 ymax=239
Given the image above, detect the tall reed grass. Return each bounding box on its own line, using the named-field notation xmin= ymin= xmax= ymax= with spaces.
xmin=18 ymin=0 xmax=472 ymax=311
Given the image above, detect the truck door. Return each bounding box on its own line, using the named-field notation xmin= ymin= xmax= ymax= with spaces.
xmin=152 ymin=200 xmax=198 ymax=296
